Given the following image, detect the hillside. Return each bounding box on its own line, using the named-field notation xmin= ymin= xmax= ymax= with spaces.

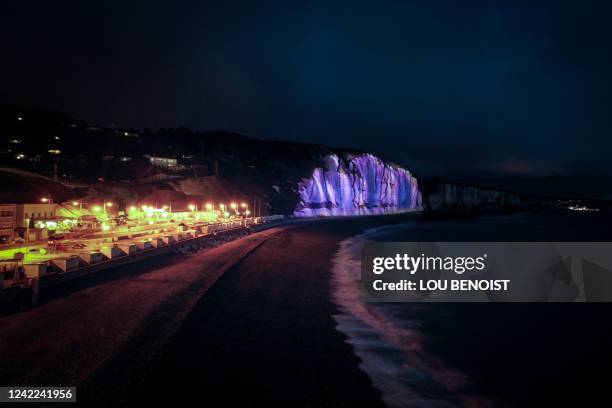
xmin=1 ymin=105 xmax=414 ymax=214
xmin=0 ymin=168 xmax=74 ymax=203
xmin=2 ymin=104 xmax=580 ymax=214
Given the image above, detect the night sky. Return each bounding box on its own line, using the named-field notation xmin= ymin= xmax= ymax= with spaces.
xmin=2 ymin=1 xmax=611 ymax=198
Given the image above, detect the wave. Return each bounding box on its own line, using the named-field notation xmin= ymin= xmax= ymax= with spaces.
xmin=330 ymin=224 xmax=494 ymax=408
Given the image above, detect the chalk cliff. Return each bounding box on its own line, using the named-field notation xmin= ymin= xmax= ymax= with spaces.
xmin=421 ymin=180 xmax=558 ymax=211
xmin=294 ymin=154 xmax=422 ymax=216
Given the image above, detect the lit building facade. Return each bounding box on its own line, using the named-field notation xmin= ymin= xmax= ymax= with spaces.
xmin=0 ymin=204 xmax=17 ymax=243
xmin=15 ymin=203 xmax=58 ymax=228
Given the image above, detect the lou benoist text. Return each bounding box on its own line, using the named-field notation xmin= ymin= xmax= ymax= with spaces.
xmin=364 ymin=252 xmax=512 ymax=300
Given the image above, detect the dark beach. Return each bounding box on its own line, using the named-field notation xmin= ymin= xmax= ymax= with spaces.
xmin=2 ymin=212 xmax=612 ymax=407
xmin=126 ymin=215 xmax=420 ymax=407
xmin=0 ymin=214 xmax=418 ymax=407
xmin=130 ymin=211 xmax=612 ymax=407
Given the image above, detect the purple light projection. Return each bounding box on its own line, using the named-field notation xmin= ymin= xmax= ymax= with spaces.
xmin=294 ymin=154 xmax=422 ymax=217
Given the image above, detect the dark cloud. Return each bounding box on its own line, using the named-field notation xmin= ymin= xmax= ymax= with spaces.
xmin=1 ymin=0 xmax=611 ymax=198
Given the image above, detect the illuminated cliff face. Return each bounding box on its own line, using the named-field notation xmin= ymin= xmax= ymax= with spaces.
xmin=294 ymin=154 xmax=422 ymax=217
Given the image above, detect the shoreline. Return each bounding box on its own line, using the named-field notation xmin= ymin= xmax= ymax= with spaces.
xmin=333 ymin=211 xmax=612 ymax=407
xmin=3 ymin=210 xmax=609 ymax=406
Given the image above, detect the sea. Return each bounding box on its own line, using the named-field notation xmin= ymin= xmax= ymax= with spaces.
xmin=331 ymin=211 xmax=612 ymax=407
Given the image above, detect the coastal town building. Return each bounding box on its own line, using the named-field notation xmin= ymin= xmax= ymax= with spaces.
xmin=0 ymin=203 xmax=59 ymax=242
xmin=0 ymin=203 xmax=59 ymax=243
xmin=15 ymin=203 xmax=58 ymax=228
xmin=0 ymin=204 xmax=17 ymax=243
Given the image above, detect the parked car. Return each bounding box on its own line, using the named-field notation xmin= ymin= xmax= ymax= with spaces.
xmin=72 ymin=243 xmax=87 ymax=249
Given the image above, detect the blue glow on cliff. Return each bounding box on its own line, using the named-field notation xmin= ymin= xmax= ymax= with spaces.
xmin=294 ymin=154 xmax=422 ymax=217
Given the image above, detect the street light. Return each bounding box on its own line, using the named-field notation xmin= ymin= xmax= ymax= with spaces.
xmin=188 ymin=204 xmax=196 ymax=211
xmin=71 ymin=199 xmax=85 ymax=211
xmin=102 ymin=201 xmax=113 ymax=215
xmin=230 ymin=202 xmax=237 ymax=210
xmin=205 ymin=203 xmax=213 ymax=211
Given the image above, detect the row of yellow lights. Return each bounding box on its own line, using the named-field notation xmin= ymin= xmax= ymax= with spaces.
xmin=134 ymin=202 xmax=248 ymax=212
xmin=42 ymin=198 xmax=251 ymax=216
